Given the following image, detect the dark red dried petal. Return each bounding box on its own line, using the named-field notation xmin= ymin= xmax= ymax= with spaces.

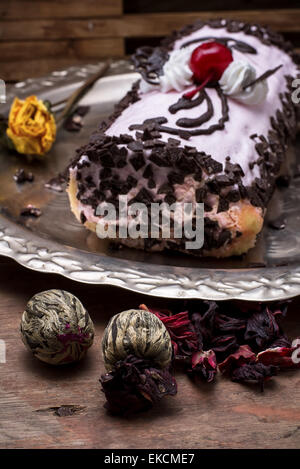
xmin=269 ymin=335 xmax=292 ymax=348
xmin=190 ymin=301 xmax=218 ymax=349
xmin=257 ymin=341 xmax=300 ymax=369
xmin=231 ymin=362 xmax=278 ymax=391
xmin=211 ymin=335 xmax=238 ymax=357
xmin=140 ymin=304 xmax=198 ymax=358
xmin=268 ymin=301 xmax=290 ymax=318
xmin=100 ymin=355 xmax=177 ymax=416
xmin=215 ymin=314 xmax=246 ymax=333
xmin=244 ymin=306 xmax=281 ymax=349
xmin=218 ymin=345 xmax=256 ymax=375
xmin=188 ymin=349 xmax=217 ymax=383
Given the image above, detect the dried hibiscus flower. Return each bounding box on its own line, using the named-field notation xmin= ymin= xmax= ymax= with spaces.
xmin=231 ymin=362 xmax=278 ymax=391
xmin=100 ymin=355 xmax=177 ymax=416
xmin=257 ymin=340 xmax=300 ymax=369
xmin=218 ymin=345 xmax=256 ymax=375
xmin=210 ymin=335 xmax=239 ymax=361
xmin=189 ymin=301 xmax=219 ymax=349
xmin=268 ymin=335 xmax=292 ymax=348
xmin=140 ymin=304 xmax=217 ymax=382
xmin=100 ymin=309 xmax=176 ymax=415
xmin=244 ymin=305 xmax=281 ymax=349
xmin=140 ymin=304 xmax=198 ymax=359
xmin=187 ymin=349 xmax=217 ymax=383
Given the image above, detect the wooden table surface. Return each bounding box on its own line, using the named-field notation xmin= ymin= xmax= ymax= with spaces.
xmin=0 ymin=256 xmax=299 ymax=449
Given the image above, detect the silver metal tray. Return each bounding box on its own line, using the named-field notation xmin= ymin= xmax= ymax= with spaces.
xmin=1 ymin=60 xmax=299 ymax=301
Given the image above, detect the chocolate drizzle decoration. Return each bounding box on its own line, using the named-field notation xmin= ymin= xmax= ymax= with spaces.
xmin=169 ymin=93 xmax=205 ymax=114
xmin=242 ymin=64 xmax=283 ymax=90
xmin=130 ymin=87 xmax=229 ymax=137
xmin=175 ymin=89 xmax=213 ymax=129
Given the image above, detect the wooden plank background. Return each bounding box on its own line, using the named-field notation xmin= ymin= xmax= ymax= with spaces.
xmin=0 ymin=1 xmax=300 ymax=81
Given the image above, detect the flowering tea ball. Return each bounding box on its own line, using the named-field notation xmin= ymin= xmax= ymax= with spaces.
xmin=20 ymin=289 xmax=94 ymax=365
xmin=102 ymin=309 xmax=172 ymax=371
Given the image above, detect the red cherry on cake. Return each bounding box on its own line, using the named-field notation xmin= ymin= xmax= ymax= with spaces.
xmin=184 ymin=41 xmax=233 ymax=99
xmin=190 ymin=41 xmax=233 ymax=83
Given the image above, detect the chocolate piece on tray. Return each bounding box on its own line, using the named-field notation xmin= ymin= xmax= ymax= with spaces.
xmin=20 ymin=205 xmax=42 ymax=217
xmin=14 ymin=169 xmax=34 ymax=184
xmin=67 ymin=19 xmax=299 ymax=257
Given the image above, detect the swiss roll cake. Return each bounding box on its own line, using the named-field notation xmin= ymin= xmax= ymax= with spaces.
xmin=67 ymin=19 xmax=299 ymax=257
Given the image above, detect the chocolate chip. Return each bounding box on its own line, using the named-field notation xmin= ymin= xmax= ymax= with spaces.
xmin=167 ymin=138 xmax=180 ymax=146
xmin=165 ymin=194 xmax=176 ymax=205
xmin=195 ymin=188 xmax=206 ymax=203
xmin=117 ymin=146 xmax=126 ymax=156
xmin=204 ymin=203 xmax=212 ymax=212
xmin=130 ymin=188 xmax=153 ymax=205
xmin=217 ymin=198 xmax=229 ymax=213
xmin=238 ymin=183 xmax=248 ymax=199
xmin=143 ymin=164 xmax=154 ymax=179
xmin=177 ymin=155 xmax=196 ymax=173
xmin=80 ymin=212 xmax=87 ymax=223
xmin=99 ymin=180 xmax=112 ymax=191
xmin=148 ymin=178 xmax=156 ymax=189
xmin=226 ymin=190 xmax=240 ymax=203
xmin=144 ymin=116 xmax=167 ymax=125
xmin=129 ymin=153 xmax=145 ymax=171
xmin=194 ymin=170 xmax=203 ymax=182
xmin=255 ymin=177 xmax=267 ymax=192
xmin=143 ymin=140 xmax=156 ymax=149
xmin=168 ymin=171 xmax=184 ymax=185
xmin=93 ymin=189 xmax=105 ymax=202
xmin=206 ymin=179 xmax=220 ymax=194
xmin=127 ymin=175 xmax=138 ymax=188
xmin=100 ymin=153 xmax=114 ymax=168
xmin=149 ymin=152 xmax=169 ymax=167
xmin=120 ymin=134 xmax=134 ymax=143
xmin=154 ymin=139 xmax=165 ymax=147
xmin=215 ymin=175 xmax=233 ymax=186
xmin=135 ymin=131 xmax=143 ymax=139
xmin=128 ymin=141 xmax=144 ymax=152
xmin=204 ymin=158 xmax=223 ymax=174
xmin=158 ymin=183 xmax=173 ymax=194
xmin=142 ymin=128 xmax=153 ymax=141
xmin=151 ymin=131 xmax=163 ymax=139
xmin=116 ymin=156 xmax=127 ymax=168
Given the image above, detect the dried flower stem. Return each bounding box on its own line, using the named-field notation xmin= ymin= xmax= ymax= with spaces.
xmin=56 ymin=61 xmax=110 ymax=124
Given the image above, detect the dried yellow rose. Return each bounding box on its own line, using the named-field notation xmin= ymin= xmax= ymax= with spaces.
xmin=6 ymin=95 xmax=56 ymax=156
